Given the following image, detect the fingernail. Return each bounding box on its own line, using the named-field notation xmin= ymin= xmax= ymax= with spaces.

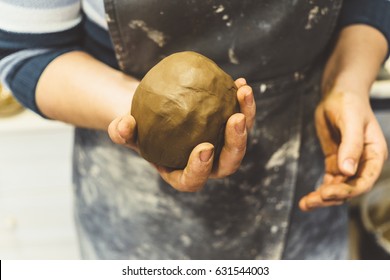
xmin=200 ymin=148 xmax=214 ymax=162
xmin=244 ymin=91 xmax=253 ymax=106
xmin=118 ymin=118 xmax=129 ymax=132
xmin=300 ymin=201 xmax=312 ymax=211
xmin=235 ymin=117 xmax=246 ymax=134
xmin=306 ymin=200 xmax=319 ymax=209
xmin=343 ymin=158 xmax=357 ymax=175
xmin=324 ymin=194 xmax=337 ymax=200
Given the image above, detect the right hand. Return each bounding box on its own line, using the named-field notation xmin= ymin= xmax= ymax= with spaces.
xmin=108 ymin=78 xmax=256 ymax=192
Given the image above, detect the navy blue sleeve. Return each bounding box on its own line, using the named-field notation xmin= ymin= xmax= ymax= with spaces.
xmin=0 ymin=0 xmax=85 ymax=117
xmin=3 ymin=47 xmax=81 ymax=116
xmin=0 ymin=25 xmax=84 ymax=116
xmin=338 ymin=0 xmax=390 ymax=57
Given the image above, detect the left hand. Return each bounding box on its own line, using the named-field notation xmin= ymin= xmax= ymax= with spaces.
xmin=299 ymin=89 xmax=388 ymax=211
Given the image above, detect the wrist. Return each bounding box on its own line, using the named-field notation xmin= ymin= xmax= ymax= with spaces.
xmin=109 ymin=71 xmax=139 ymax=119
xmin=322 ymin=57 xmax=372 ymax=98
xmin=322 ymin=25 xmax=387 ymax=98
xmin=331 ymin=71 xmax=371 ymax=97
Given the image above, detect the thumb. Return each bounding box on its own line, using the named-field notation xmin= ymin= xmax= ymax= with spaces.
xmin=338 ymin=117 xmax=364 ymax=176
xmin=108 ymin=115 xmax=138 ymax=150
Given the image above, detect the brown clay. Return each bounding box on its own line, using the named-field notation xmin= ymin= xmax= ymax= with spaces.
xmin=131 ymin=51 xmax=239 ymax=169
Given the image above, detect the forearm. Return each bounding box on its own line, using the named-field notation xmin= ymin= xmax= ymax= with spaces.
xmin=323 ymin=25 xmax=388 ymax=96
xmin=36 ymin=51 xmax=138 ymax=130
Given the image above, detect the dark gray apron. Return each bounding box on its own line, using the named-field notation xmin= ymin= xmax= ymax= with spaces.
xmin=73 ymin=0 xmax=348 ymax=259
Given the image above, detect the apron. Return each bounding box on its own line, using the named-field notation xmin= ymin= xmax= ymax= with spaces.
xmin=73 ymin=0 xmax=348 ymax=259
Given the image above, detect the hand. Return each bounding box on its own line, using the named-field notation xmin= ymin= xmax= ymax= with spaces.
xmin=299 ymin=89 xmax=388 ymax=211
xmin=108 ymin=78 xmax=256 ymax=192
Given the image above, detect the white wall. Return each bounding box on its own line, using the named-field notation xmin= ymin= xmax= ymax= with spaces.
xmin=0 ymin=110 xmax=80 ymax=259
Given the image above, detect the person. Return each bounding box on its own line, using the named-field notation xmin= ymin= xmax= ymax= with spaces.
xmin=0 ymin=0 xmax=389 ymax=259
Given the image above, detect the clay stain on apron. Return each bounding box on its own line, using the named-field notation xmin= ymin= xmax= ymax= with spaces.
xmin=128 ymin=20 xmax=168 ymax=47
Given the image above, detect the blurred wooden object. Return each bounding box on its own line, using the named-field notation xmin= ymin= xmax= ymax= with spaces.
xmin=0 ymin=83 xmax=24 ymax=117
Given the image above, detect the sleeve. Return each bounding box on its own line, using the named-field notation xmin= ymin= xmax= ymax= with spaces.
xmin=0 ymin=0 xmax=84 ymax=116
xmin=338 ymin=0 xmax=390 ymax=57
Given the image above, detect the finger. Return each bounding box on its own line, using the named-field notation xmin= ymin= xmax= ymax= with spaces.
xmin=316 ymin=169 xmax=379 ymax=202
xmin=324 ymin=154 xmax=342 ymax=175
xmin=318 ymin=146 xmax=385 ymax=200
xmin=108 ymin=117 xmax=126 ymax=144
xmin=158 ymin=143 xmax=214 ymax=192
xmin=323 ymin=173 xmax=347 ymax=185
xmin=235 ymin=78 xmax=247 ymax=88
xmin=318 ymin=182 xmax=353 ymax=201
xmin=345 ymin=146 xmax=385 ymax=197
xmin=342 ymin=117 xmax=388 ymax=197
xmin=338 ymin=113 xmax=364 ymax=176
xmin=314 ymin=105 xmax=338 ymax=156
xmin=211 ymin=113 xmax=247 ymax=178
xmin=365 ymin=115 xmax=388 ymax=162
xmin=118 ymin=115 xmax=137 ymax=144
xmin=299 ymin=192 xmax=345 ymax=212
xmin=315 ymin=106 xmax=342 ymax=177
xmin=108 ymin=115 xmax=138 ymax=149
xmin=323 ymin=173 xmax=334 ymax=184
xmin=236 ymin=84 xmax=255 ymax=131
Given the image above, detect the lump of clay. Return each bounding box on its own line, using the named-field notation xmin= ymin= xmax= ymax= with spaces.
xmin=131 ymin=51 xmax=239 ymax=169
